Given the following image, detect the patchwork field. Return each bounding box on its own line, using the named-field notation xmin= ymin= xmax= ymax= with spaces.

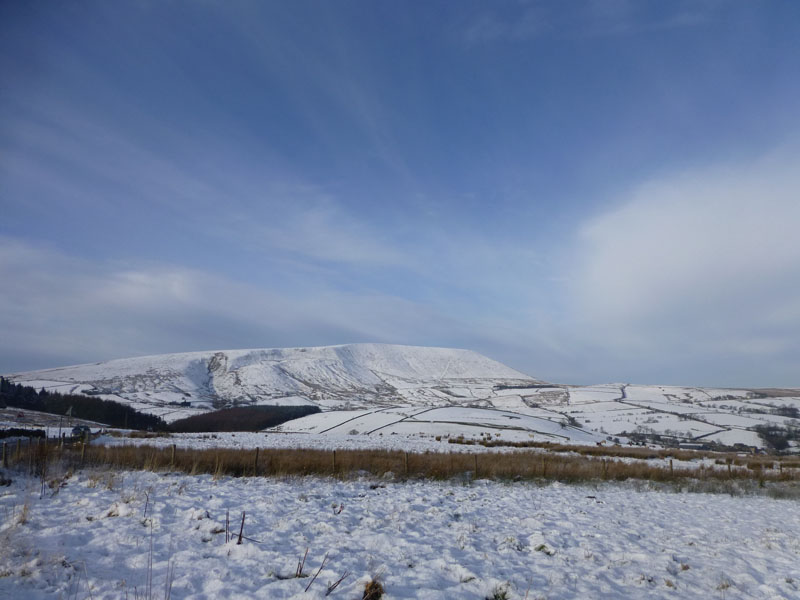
xmin=8 ymin=345 xmax=799 ymax=451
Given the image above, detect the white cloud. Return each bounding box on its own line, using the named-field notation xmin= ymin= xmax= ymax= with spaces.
xmin=567 ymin=149 xmax=800 ymax=381
xmin=0 ymin=237 xmax=511 ymax=373
xmin=218 ymin=202 xmax=411 ymax=269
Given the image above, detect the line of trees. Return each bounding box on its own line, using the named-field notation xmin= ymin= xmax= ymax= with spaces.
xmin=0 ymin=377 xmax=167 ymax=431
xmin=168 ymin=405 xmax=320 ymax=433
xmin=755 ymin=423 xmax=800 ymax=452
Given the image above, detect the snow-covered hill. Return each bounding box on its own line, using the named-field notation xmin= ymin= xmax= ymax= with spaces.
xmin=8 ymin=345 xmax=800 ymax=450
xmin=7 ymin=344 xmax=541 ymax=421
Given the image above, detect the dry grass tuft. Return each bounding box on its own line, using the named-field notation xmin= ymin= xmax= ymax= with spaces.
xmin=15 ymin=497 xmax=31 ymax=525
xmin=363 ymin=578 xmax=384 ymax=600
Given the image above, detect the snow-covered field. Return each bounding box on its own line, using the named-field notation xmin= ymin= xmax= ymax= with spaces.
xmin=270 ymin=406 xmax=605 ymax=445
xmin=562 ymin=384 xmax=800 ymax=449
xmin=0 ymin=407 xmax=103 ymax=432
xmin=1 ymin=470 xmax=798 ymax=599
xmin=94 ymin=430 xmax=515 ymax=455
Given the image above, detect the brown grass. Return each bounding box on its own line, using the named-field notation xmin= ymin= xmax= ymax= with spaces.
xmin=5 ymin=438 xmax=799 ymax=486
xmin=363 ymin=579 xmax=384 ymax=600
xmin=448 ymin=435 xmax=800 ymax=465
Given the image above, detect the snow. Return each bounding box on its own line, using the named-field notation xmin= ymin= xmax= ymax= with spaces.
xmin=272 ymin=407 xmax=430 ymax=435
xmin=624 ymin=386 xmax=753 ymax=403
xmin=2 ymin=470 xmax=799 ymax=599
xmin=746 ymin=397 xmax=800 ymax=410
xmin=7 ymin=344 xmax=539 ymax=418
xmin=93 ymin=429 xmax=586 ymax=455
xmin=702 ymin=429 xmax=766 ymax=449
xmin=0 ymin=408 xmax=105 ymax=437
xmin=692 ymin=413 xmax=774 ymax=428
xmin=268 ymin=406 xmax=605 ymax=445
xmin=566 ymin=385 xmax=625 ymax=404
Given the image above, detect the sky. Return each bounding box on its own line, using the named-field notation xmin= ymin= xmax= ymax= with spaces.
xmin=2 ymin=0 xmax=799 ymax=387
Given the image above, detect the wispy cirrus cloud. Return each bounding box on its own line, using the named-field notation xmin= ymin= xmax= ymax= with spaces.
xmin=459 ymin=6 xmax=548 ymax=44
xmin=3 ymin=93 xmax=551 ymax=295
xmin=578 ymin=0 xmax=712 ymax=37
xmin=1 ymin=98 xmax=406 ymax=270
xmin=456 ymin=0 xmax=714 ymax=45
xmin=0 ymin=236 xmax=461 ymax=371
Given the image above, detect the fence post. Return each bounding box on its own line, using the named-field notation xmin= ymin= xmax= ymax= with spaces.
xmin=253 ymin=448 xmax=259 ymax=474
xmin=237 ymin=511 xmax=246 ymax=545
xmin=81 ymin=442 xmax=86 ymax=465
xmin=171 ymin=444 xmax=176 ymax=466
xmin=15 ymin=439 xmax=21 ymax=461
xmin=669 ymin=459 xmax=673 ymax=476
xmin=332 ymin=450 xmax=336 ymax=474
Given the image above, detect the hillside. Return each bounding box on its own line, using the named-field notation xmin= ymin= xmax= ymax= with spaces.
xmin=7 ymin=344 xmax=541 ymax=421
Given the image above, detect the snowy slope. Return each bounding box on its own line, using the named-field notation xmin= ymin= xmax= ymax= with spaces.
xmin=7 ymin=344 xmax=540 ymax=420
xmin=271 ymin=405 xmax=605 ymax=444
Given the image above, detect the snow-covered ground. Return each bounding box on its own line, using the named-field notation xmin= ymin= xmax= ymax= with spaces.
xmin=563 ymin=384 xmax=800 ymax=449
xmin=94 ymin=430 xmax=512 ymax=455
xmin=0 ymin=407 xmax=103 ymax=433
xmin=1 ymin=470 xmax=798 ymax=599
xmin=269 ymin=406 xmax=606 ymax=445
xmin=91 ymin=428 xmax=595 ymax=456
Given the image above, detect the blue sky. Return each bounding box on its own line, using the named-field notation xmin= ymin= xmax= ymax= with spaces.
xmin=2 ymin=0 xmax=800 ymax=386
